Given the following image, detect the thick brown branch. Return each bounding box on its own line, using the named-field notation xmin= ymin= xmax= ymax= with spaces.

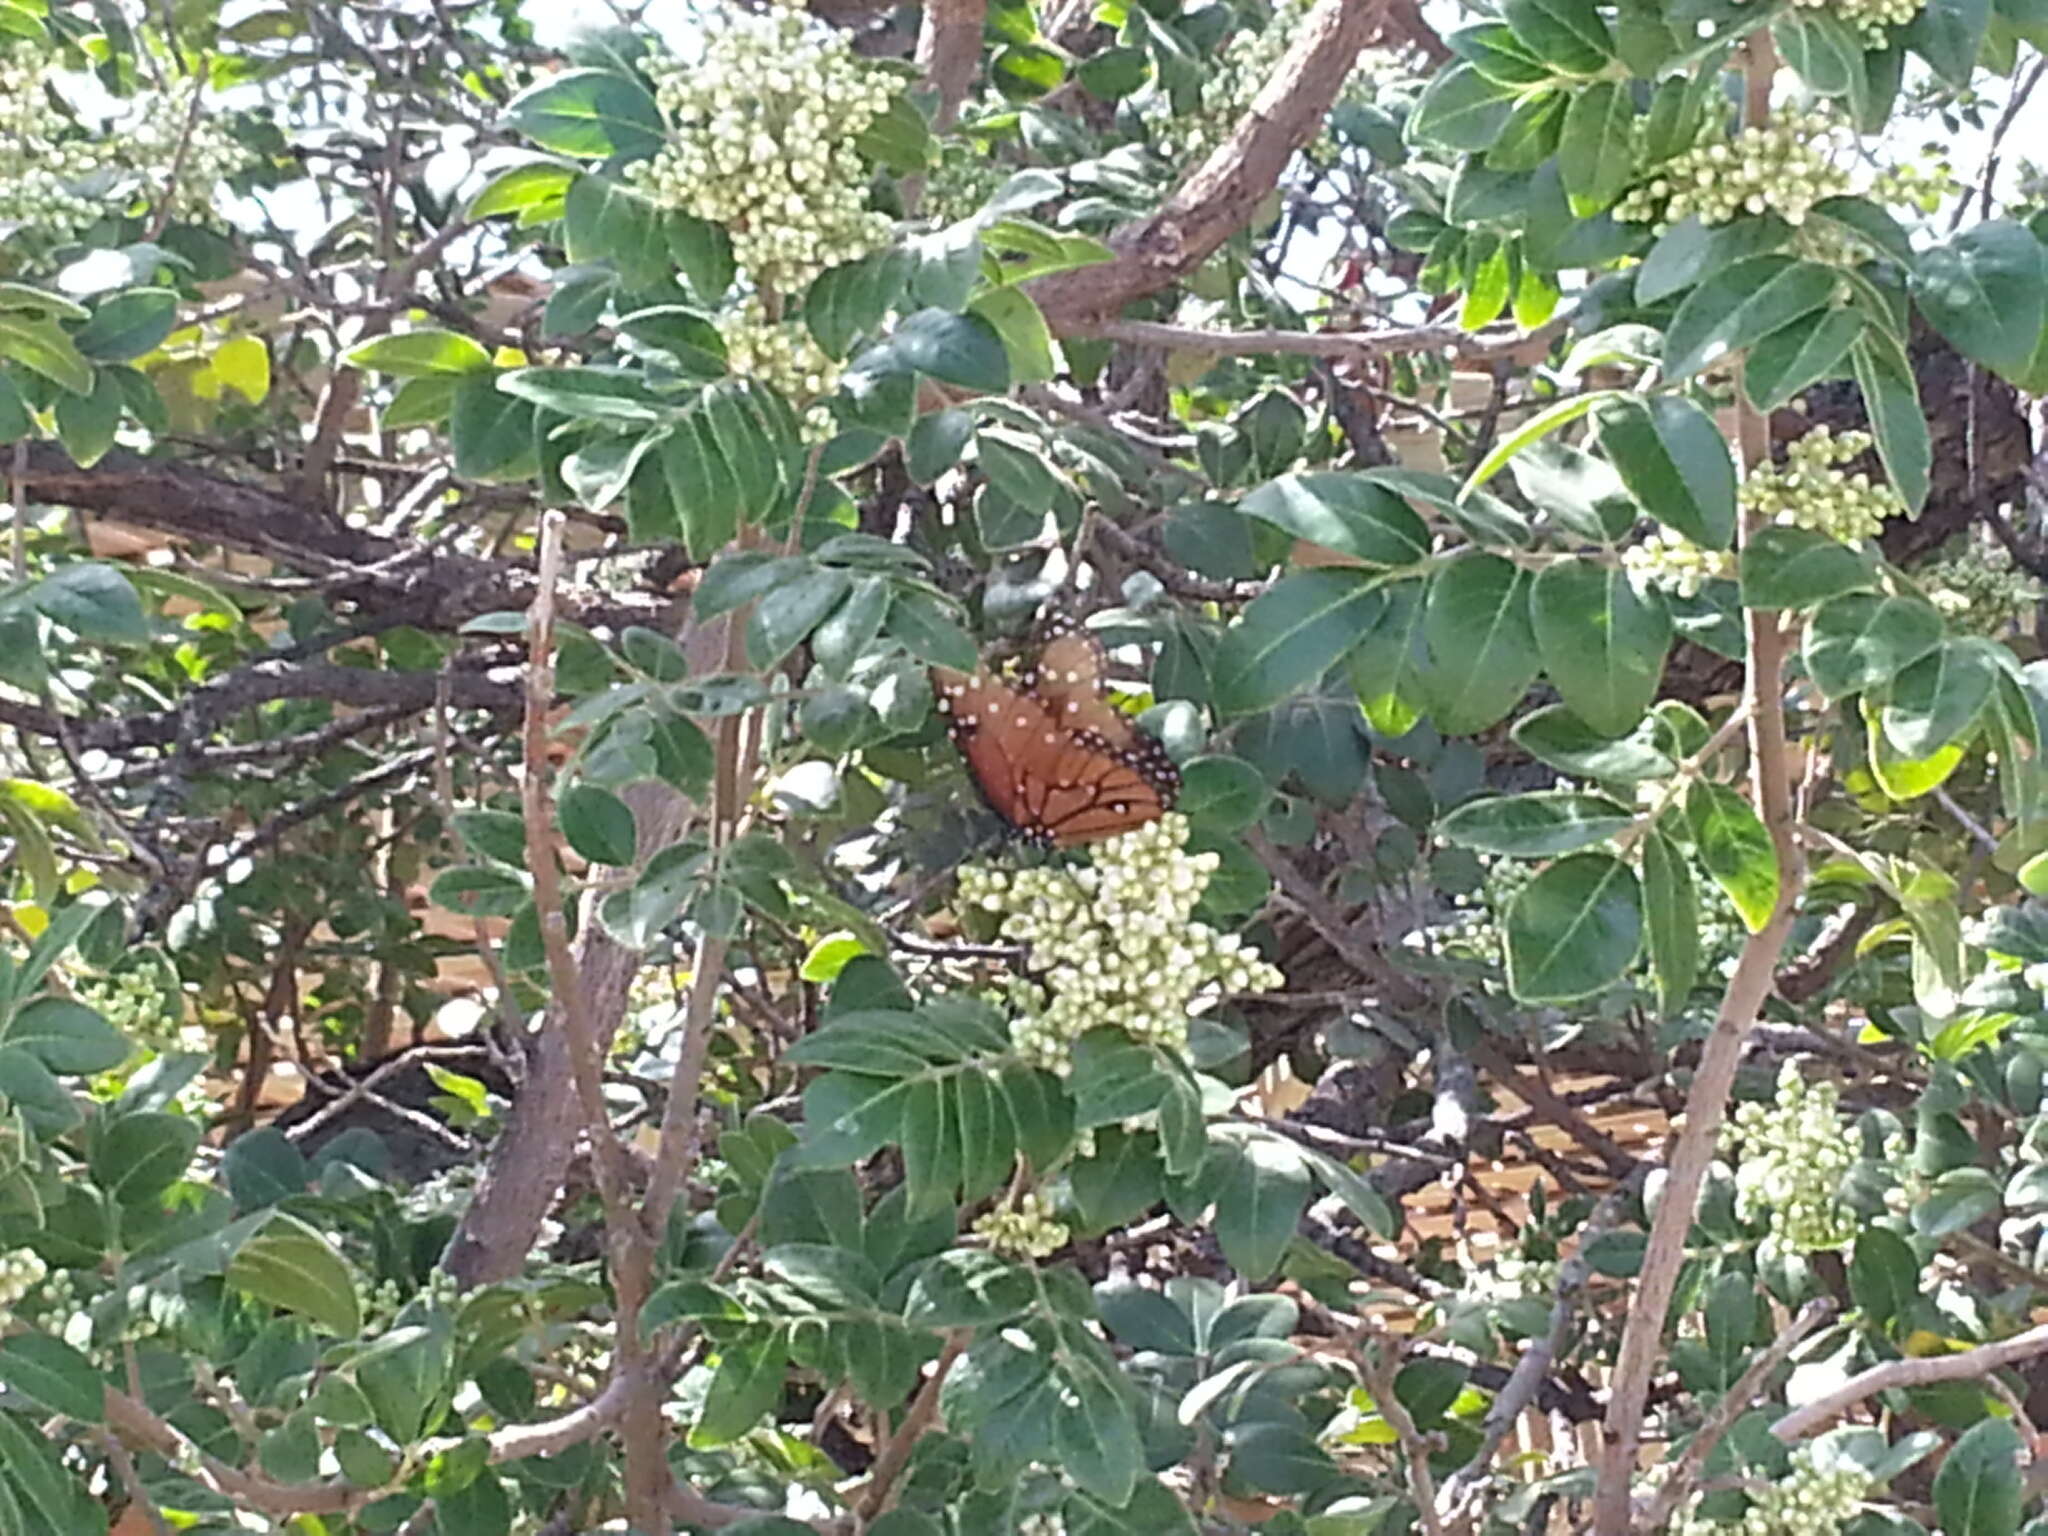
xmin=1770 ymin=1322 xmax=2048 ymax=1441
xmin=1029 ymin=0 xmax=1390 ymax=334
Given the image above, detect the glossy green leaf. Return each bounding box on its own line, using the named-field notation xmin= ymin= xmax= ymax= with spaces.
xmin=1642 ymin=831 xmax=1699 ymax=1013
xmin=1933 ymin=1417 xmax=2023 ymax=1536
xmin=1504 ymin=853 xmax=1644 ymax=1003
xmin=1594 ymin=395 xmax=1737 ymax=551
xmin=1745 ymin=306 xmax=1865 ymax=411
xmin=1423 ymin=552 xmax=1540 ymax=735
xmin=1437 ymin=791 xmax=1634 ymax=855
xmin=1532 ymin=556 xmax=1673 ymax=734
xmin=1237 ymin=473 xmax=1431 ymax=569
xmin=1405 ymin=63 xmax=1519 ymax=150
xmin=1850 ymin=328 xmax=1930 ymax=513
xmin=1804 ymin=592 xmax=1944 ymax=698
xmin=1881 ymin=638 xmax=1996 ymax=757
xmin=1503 ymin=0 xmax=1614 ymax=72
xmin=0 ymin=1334 xmax=103 ymax=1423
xmin=502 ymin=67 xmax=666 ymax=159
xmin=1557 ymin=81 xmax=1634 ymax=211
xmin=343 ymin=328 xmax=494 ymax=378
xmin=226 ymin=1212 xmax=363 ymax=1336
xmin=1685 ymin=781 xmax=1780 ymax=932
xmin=1741 ymin=525 xmax=1878 ymax=609
xmin=1847 ymin=1226 xmax=1921 ymax=1328
xmin=1635 ymin=215 xmax=1792 ymax=307
xmin=1911 ymin=219 xmax=2048 ymax=384
xmin=1512 ymin=706 xmax=1676 ymax=781
xmin=1664 ymin=256 xmax=1840 ymax=380
xmin=1211 ymin=569 xmax=1384 ymax=718
xmin=73 ymin=288 xmax=177 ymax=363
xmin=1904 ymin=0 xmax=1992 ymax=85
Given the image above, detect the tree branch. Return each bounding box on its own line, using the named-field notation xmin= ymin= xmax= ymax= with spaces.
xmin=1769 ymin=1322 xmax=2048 ymax=1442
xmin=1029 ymin=0 xmax=1392 ymax=334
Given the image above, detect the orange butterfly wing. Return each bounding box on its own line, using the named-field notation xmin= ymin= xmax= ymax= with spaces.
xmin=933 ymin=619 xmax=1179 ymax=848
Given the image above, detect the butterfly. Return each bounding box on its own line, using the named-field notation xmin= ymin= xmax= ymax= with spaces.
xmin=931 ymin=616 xmax=1180 ymax=849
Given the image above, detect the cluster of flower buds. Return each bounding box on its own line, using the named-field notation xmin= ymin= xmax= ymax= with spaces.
xmin=1672 ymin=1445 xmax=1873 ymax=1536
xmin=1618 ymin=111 xmax=1853 ymax=232
xmin=973 ymin=1189 xmax=1070 ymax=1259
xmin=956 ymin=814 xmax=1283 ymax=1073
xmin=1742 ymin=428 xmax=1902 ymax=546
xmin=625 ymin=0 xmax=896 ymax=296
xmin=1727 ymin=1062 xmax=1860 ymax=1256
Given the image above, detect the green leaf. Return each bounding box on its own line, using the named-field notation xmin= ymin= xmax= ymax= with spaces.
xmin=1664 ymin=256 xmax=1841 ymax=380
xmin=430 ymin=865 xmax=529 ymax=919
xmin=1642 ymin=831 xmax=1699 ymax=1013
xmin=1933 ymin=1417 xmax=2023 ymax=1536
xmin=1405 ymin=63 xmax=1518 ymax=150
xmin=805 ymin=248 xmax=910 ymax=360
xmin=1881 ymin=638 xmax=1996 ymax=757
xmin=229 ymin=1212 xmax=364 ymax=1335
xmin=564 ymin=174 xmax=672 ymax=290
xmin=747 ymin=568 xmax=854 ymax=670
xmin=1905 ymin=0 xmax=1992 ymax=85
xmin=1911 ymin=220 xmax=2047 ymax=385
xmin=90 ymin=1112 xmax=198 ymax=1204
xmin=1635 ymin=215 xmax=1792 ymax=308
xmin=1686 ymin=781 xmax=1780 ymax=932
xmin=1513 ymin=706 xmax=1676 ymax=781
xmin=0 ymin=311 xmax=93 ymax=393
xmin=1594 ymin=395 xmax=1737 ymax=551
xmin=1745 ymin=307 xmax=1865 ymax=411
xmin=53 ymin=368 xmax=121 ymax=467
xmin=467 ymin=159 xmax=577 ymax=219
xmin=1178 ymin=756 xmax=1269 ymax=833
xmin=1423 ymin=552 xmax=1540 ymax=735
xmin=502 ymin=67 xmax=666 ymax=159
xmin=1531 ymin=557 xmax=1672 ymax=735
xmin=558 ymin=784 xmax=637 ymax=866
xmin=1462 ymin=389 xmax=1621 ymax=500
xmin=355 ymin=1323 xmax=450 ymax=1443
xmin=1 ymin=994 xmax=129 ymax=1076
xmin=885 ymin=308 xmax=1010 ymax=394
xmin=1850 ymin=328 xmax=1930 ymax=513
xmin=1741 ymin=525 xmax=1878 ymax=609
xmin=1848 ymin=1226 xmax=1920 ymax=1328
xmin=0 ymin=1334 xmax=103 ymax=1422
xmin=449 ymin=373 xmax=536 ymax=483
xmin=854 ymin=92 xmax=935 ymax=173
xmin=1804 ymin=592 xmax=1944 ymax=698
xmin=342 ymin=328 xmax=494 ymax=378
xmin=73 ymin=288 xmax=177 ymax=363
xmin=1201 ymin=1131 xmax=1312 ymax=1282
xmin=1237 ymin=473 xmax=1430 ymax=569
xmin=689 ymin=1328 xmax=787 ymax=1447
xmin=1437 ymin=791 xmax=1635 ymax=856
xmin=1212 ymin=569 xmax=1384 ymax=717
xmin=1557 ymin=80 xmax=1634 ymax=212
xmin=1503 ymin=0 xmax=1614 ymax=72
xmin=221 ymin=1127 xmax=310 ymax=1209
xmin=1504 ymin=853 xmax=1644 ymax=1003
xmin=0 ymin=1410 xmax=102 ymax=1532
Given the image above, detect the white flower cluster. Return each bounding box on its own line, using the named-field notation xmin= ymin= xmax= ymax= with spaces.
xmin=1018 ymin=1514 xmax=1066 ymax=1536
xmin=116 ymin=80 xmax=245 ymax=222
xmin=956 ymin=814 xmax=1283 ymax=1073
xmin=625 ymin=0 xmax=896 ymax=295
xmin=1790 ymin=0 xmax=1923 ymax=48
xmin=0 ymin=45 xmax=244 ymax=243
xmin=973 ymin=1190 xmax=1070 ymax=1259
xmin=1622 ymin=526 xmax=1735 ymax=600
xmin=1468 ymin=1252 xmax=1560 ymax=1304
xmin=0 ymin=46 xmax=111 ymax=240
xmin=1922 ymin=543 xmax=2039 ymax=635
xmin=71 ymin=956 xmax=184 ymax=1048
xmin=1727 ymin=1062 xmax=1860 ymax=1256
xmin=1673 ymin=1446 xmax=1871 ymax=1536
xmin=1618 ymin=112 xmax=1853 ymax=232
xmin=1742 ymin=428 xmax=1902 ymax=546
xmin=0 ymin=1247 xmax=45 ymax=1317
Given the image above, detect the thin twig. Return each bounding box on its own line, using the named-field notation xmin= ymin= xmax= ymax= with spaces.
xmin=1641 ymin=1299 xmax=1836 ymax=1528
xmin=1771 ymin=1322 xmax=2048 ymax=1441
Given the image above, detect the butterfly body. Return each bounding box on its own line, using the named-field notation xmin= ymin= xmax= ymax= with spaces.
xmin=933 ymin=617 xmax=1179 ymax=849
